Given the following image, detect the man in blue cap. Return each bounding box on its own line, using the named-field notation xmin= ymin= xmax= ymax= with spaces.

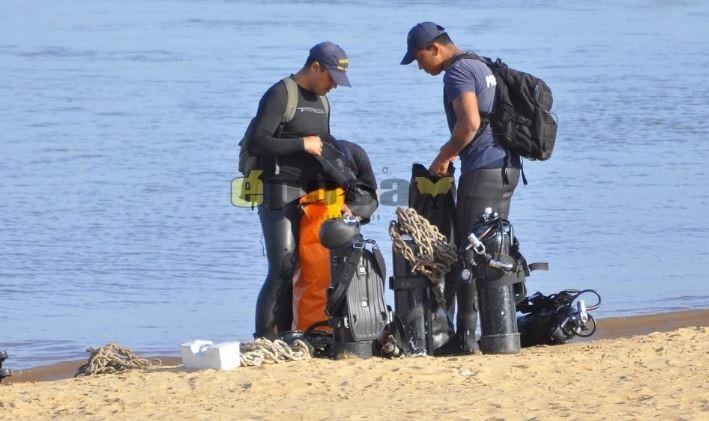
xmin=401 ymin=22 xmax=522 ymax=354
xmin=246 ymin=41 xmax=352 ymax=339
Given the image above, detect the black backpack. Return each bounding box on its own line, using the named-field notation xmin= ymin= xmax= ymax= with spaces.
xmin=457 ymin=53 xmax=557 ymax=161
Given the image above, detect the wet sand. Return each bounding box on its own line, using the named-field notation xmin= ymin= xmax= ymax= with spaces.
xmin=1 ymin=309 xmax=707 ymax=419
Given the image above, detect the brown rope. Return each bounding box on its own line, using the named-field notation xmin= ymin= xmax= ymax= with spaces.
xmin=389 ymin=207 xmax=458 ymax=307
xmin=75 ymin=343 xmax=160 ymax=377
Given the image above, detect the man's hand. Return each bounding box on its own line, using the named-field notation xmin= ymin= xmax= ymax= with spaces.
xmin=303 ymin=135 xmax=323 ymax=156
xmin=440 ymin=145 xmax=459 ymax=160
xmin=429 ymin=154 xmax=451 ymax=177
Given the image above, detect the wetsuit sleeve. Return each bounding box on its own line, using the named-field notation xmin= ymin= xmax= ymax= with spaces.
xmin=343 ymin=141 xmax=377 ymax=190
xmin=248 ymin=81 xmax=305 ymax=157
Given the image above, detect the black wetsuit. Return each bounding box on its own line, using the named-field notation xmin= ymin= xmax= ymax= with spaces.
xmin=249 ymin=77 xmax=331 ymax=338
xmin=249 ymin=78 xmax=376 ymax=338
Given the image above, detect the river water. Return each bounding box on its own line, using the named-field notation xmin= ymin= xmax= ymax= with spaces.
xmin=1 ymin=0 xmax=708 ymax=368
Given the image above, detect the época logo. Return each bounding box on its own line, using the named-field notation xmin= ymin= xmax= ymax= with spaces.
xmin=231 ymin=168 xmax=454 ymax=208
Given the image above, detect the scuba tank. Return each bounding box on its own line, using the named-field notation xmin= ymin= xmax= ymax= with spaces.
xmin=461 ymin=207 xmax=527 ymax=354
xmin=387 ymin=205 xmax=456 ymax=357
xmin=389 ymin=233 xmax=451 ymax=356
xmin=318 ymin=216 xmax=390 ymax=359
xmin=0 ymin=350 xmax=11 ymax=383
xmin=517 ymin=289 xmax=601 ymax=346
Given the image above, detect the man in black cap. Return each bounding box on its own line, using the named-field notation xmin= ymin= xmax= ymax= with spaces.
xmin=246 ymin=41 xmax=354 ymax=339
xmin=401 ymin=22 xmax=522 ymax=354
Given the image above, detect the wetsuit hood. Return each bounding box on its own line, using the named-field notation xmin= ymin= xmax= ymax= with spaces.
xmin=316 ymin=135 xmax=356 ymax=188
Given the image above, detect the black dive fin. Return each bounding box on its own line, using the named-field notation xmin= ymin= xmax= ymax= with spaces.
xmin=408 ymin=163 xmax=457 ymax=242
xmin=407 ymin=162 xmax=458 ymax=334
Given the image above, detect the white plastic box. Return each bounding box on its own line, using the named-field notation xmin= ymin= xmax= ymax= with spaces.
xmin=180 ymin=340 xmax=241 ymax=370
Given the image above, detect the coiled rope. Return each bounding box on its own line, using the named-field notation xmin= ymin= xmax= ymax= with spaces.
xmin=75 ymin=343 xmax=160 ymax=377
xmin=240 ymin=337 xmax=312 ymax=367
xmin=74 ymin=339 xmax=311 ymax=375
xmin=389 ymin=207 xmax=458 ymax=307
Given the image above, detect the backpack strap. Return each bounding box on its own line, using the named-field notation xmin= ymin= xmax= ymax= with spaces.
xmin=282 ymin=76 xmax=329 ymax=119
xmin=320 ymin=94 xmax=330 ymax=117
xmin=281 ymin=77 xmax=299 ymax=122
xmin=272 ymin=77 xmax=300 ymax=175
xmin=321 ymin=95 xmax=330 ymax=133
xmin=326 ymin=239 xmax=365 ymax=316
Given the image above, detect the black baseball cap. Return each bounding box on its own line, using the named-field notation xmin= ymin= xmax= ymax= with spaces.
xmin=400 ymin=22 xmax=447 ymax=65
xmin=309 ymin=41 xmax=351 ymax=87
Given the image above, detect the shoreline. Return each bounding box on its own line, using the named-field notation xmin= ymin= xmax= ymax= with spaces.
xmin=1 ymin=310 xmax=707 ymax=419
xmin=3 ymin=308 xmax=707 ymax=385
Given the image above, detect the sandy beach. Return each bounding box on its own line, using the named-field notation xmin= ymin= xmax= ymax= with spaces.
xmin=2 ymin=309 xmax=707 ymax=420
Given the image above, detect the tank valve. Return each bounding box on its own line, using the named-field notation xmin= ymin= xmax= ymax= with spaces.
xmin=481 ymin=207 xmax=498 ymax=222
xmin=465 ymin=232 xmax=486 ymax=255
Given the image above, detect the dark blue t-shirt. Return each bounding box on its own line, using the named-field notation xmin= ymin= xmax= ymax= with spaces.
xmin=443 ymin=55 xmax=521 ymax=173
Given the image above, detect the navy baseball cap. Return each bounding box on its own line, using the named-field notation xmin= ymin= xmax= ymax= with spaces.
xmin=400 ymin=22 xmax=447 ymax=65
xmin=309 ymin=41 xmax=351 ymax=87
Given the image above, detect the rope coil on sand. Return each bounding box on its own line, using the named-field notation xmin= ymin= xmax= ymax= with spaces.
xmin=240 ymin=337 xmax=311 ymax=367
xmin=75 ymin=343 xmax=160 ymax=377
xmin=389 ymin=207 xmax=458 ymax=307
xmin=74 ymin=338 xmax=311 ymax=375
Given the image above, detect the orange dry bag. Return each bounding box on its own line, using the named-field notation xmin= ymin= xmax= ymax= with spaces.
xmin=293 ymin=188 xmax=345 ymax=331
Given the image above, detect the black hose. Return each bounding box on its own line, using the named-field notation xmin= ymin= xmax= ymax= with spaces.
xmin=568 ymin=289 xmax=602 ymax=311
xmin=304 ymin=319 xmax=331 ymax=336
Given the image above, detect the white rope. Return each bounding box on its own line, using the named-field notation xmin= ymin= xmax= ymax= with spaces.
xmin=239 ymin=338 xmax=311 ymax=367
